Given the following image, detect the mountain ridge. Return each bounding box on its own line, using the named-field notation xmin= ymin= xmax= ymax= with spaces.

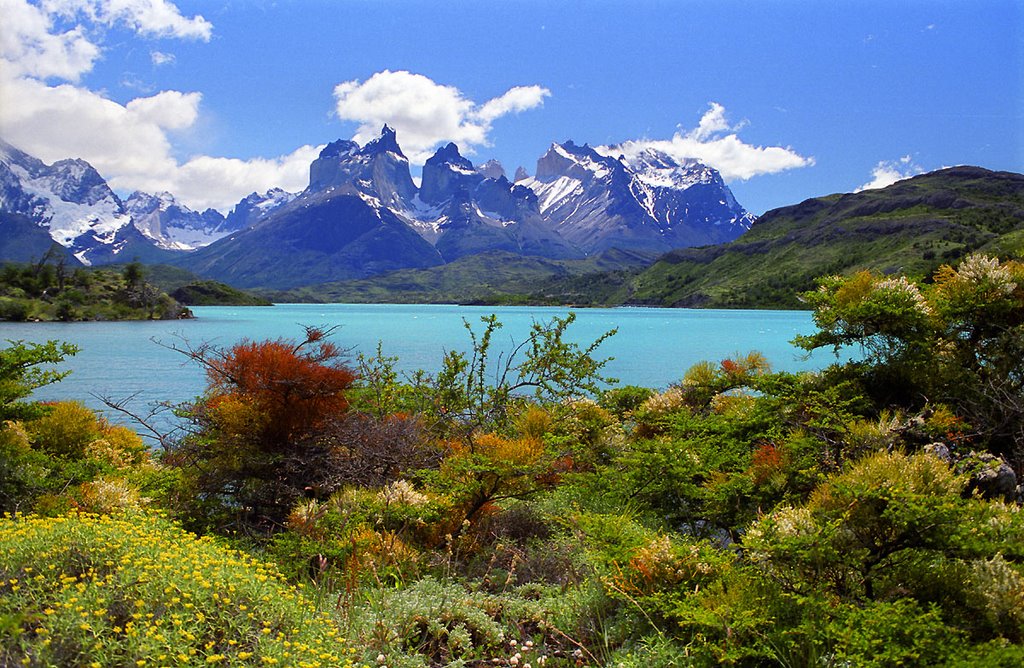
xmin=172 ymin=127 xmax=751 ymax=288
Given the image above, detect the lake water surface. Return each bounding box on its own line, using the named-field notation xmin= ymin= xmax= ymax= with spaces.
xmin=0 ymin=304 xmax=839 ymax=421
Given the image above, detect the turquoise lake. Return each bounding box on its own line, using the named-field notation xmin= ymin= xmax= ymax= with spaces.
xmin=0 ymin=304 xmax=841 ymax=423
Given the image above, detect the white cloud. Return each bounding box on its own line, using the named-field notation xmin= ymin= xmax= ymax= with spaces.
xmin=598 ymin=102 xmax=814 ymax=181
xmin=476 ymin=85 xmax=551 ymax=123
xmin=150 ymin=50 xmax=174 ymax=66
xmin=1 ymin=70 xmax=321 ymax=210
xmin=0 ymin=0 xmax=100 ymax=80
xmin=42 ymin=0 xmax=212 ymax=41
xmin=125 ymin=89 xmax=199 ymax=129
xmin=1 ymin=73 xmax=181 ymax=177
xmin=114 ymin=144 xmax=323 ymax=212
xmin=333 ymin=70 xmax=550 ymax=164
xmin=856 ymin=155 xmax=925 ymax=191
xmin=0 ymin=0 xmax=317 ymax=212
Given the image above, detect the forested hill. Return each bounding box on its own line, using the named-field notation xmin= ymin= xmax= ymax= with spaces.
xmin=0 ymin=259 xmax=193 ymax=321
xmin=536 ymin=166 xmax=1024 ymax=308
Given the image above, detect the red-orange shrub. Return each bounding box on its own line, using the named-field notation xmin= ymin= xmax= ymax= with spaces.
xmin=205 ymin=334 xmax=355 ymax=447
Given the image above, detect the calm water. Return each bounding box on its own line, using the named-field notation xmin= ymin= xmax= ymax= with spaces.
xmin=0 ymin=304 xmax=838 ymax=423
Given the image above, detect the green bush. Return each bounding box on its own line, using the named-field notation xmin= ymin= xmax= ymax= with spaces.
xmin=0 ymin=512 xmax=355 ymax=667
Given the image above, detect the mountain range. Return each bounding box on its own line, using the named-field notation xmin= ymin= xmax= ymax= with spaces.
xmin=0 ymin=129 xmax=753 ymax=288
xmin=270 ymin=166 xmax=1024 ymax=308
xmin=543 ymin=166 xmax=1024 ymax=308
xmin=0 ymin=138 xmax=293 ymax=266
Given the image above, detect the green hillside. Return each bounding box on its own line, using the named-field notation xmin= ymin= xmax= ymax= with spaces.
xmin=612 ymin=166 xmax=1024 ymax=308
xmin=0 ymin=260 xmax=192 ymax=321
xmin=267 ymin=248 xmax=657 ymax=304
xmin=104 ymin=264 xmax=272 ymax=306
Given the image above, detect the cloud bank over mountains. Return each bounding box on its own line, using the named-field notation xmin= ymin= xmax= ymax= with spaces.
xmin=0 ymin=0 xmax=816 ymax=213
xmin=601 ymin=103 xmax=814 ymax=182
xmin=0 ymin=0 xmax=316 ymax=211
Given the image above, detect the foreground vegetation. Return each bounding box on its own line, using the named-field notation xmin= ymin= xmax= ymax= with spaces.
xmin=1 ymin=253 xmax=1022 ymax=666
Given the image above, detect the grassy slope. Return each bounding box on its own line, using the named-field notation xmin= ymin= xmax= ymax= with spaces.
xmin=266 ymin=248 xmax=658 ymax=304
xmin=614 ymin=166 xmax=1024 ymax=308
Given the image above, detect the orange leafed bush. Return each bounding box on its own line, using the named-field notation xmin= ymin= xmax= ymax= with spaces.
xmin=206 ymin=336 xmax=355 ymax=445
xmin=749 ymin=441 xmax=785 ymax=485
xmin=473 ymin=432 xmax=545 ymax=466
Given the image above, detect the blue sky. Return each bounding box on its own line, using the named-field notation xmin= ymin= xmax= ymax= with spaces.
xmin=1 ymin=0 xmax=1020 ymax=214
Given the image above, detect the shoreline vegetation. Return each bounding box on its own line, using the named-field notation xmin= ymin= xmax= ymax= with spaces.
xmin=1 ymin=254 xmax=1022 ymax=667
xmin=0 ymin=257 xmax=277 ymax=322
xmin=0 ymin=256 xmax=192 ymax=322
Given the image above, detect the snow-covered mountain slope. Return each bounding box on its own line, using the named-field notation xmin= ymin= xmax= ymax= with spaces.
xmin=519 ymin=142 xmax=753 ymax=253
xmin=223 ymin=188 xmax=297 ymax=232
xmin=124 ymin=188 xmax=295 ymax=251
xmin=0 ymin=138 xmax=296 ymax=263
xmin=1 ymin=128 xmax=757 ymax=286
xmin=125 ymin=191 xmax=228 ymax=251
xmin=0 ymin=138 xmax=146 ymax=264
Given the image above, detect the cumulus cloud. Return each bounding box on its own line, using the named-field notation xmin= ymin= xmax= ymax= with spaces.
xmin=0 ymin=0 xmax=100 ymax=80
xmin=0 ymin=0 xmax=316 ymax=212
xmin=856 ymin=155 xmax=925 ymax=191
xmin=334 ymin=70 xmax=550 ymax=164
xmin=598 ymin=102 xmax=813 ymax=181
xmin=114 ymin=144 xmax=323 ymax=212
xmin=1 ymin=74 xmax=181 ymax=177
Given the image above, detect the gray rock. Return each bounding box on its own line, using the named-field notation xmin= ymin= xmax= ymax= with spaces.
xmin=957 ymin=452 xmax=1018 ymax=501
xmin=923 ymin=442 xmax=952 ymax=464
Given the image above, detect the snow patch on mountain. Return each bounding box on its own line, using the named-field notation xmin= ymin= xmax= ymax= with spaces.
xmin=0 ymin=140 xmax=135 ymax=256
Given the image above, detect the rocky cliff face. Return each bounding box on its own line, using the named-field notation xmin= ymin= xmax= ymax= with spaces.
xmin=307 ymin=126 xmax=417 ymax=209
xmin=519 ymin=141 xmax=752 ymax=254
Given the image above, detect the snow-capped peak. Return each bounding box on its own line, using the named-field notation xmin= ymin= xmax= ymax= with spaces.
xmin=477 ymin=159 xmax=506 ymax=180
xmin=615 ymin=148 xmax=718 ymax=190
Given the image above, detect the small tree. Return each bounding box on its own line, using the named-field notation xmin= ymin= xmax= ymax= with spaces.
xmin=419 ymin=313 xmax=617 ymax=527
xmin=0 ymin=339 xmax=78 ymax=421
xmin=425 ymin=313 xmax=617 ymax=442
xmin=169 ymin=326 xmax=356 ymax=533
xmin=796 ymin=255 xmax=1024 ymax=469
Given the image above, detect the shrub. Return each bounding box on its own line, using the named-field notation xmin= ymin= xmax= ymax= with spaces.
xmin=0 ymin=512 xmax=353 ymax=667
xmin=169 ymin=327 xmax=358 ymax=533
xmin=598 ymin=385 xmax=654 ymax=419
xmin=0 ymin=340 xmax=78 ymax=422
xmin=28 ymin=401 xmax=101 ymax=458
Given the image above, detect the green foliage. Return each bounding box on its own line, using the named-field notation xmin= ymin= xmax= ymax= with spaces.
xmin=797 ymin=255 xmax=1024 ymax=467
xmin=0 ymin=339 xmax=78 ymax=421
xmin=7 ymin=250 xmax=1024 ymax=665
xmin=0 ymin=259 xmax=191 ymax=321
xmin=27 ymin=400 xmax=100 ymax=458
xmin=422 ymin=313 xmax=616 ymax=440
xmin=597 ymin=385 xmax=654 ymax=420
xmin=170 ymin=280 xmax=273 ymax=306
xmin=0 ymin=399 xmax=153 ymax=515
xmin=746 ymin=450 xmax=1024 ymax=647
xmin=0 ymin=512 xmax=354 ymax=667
